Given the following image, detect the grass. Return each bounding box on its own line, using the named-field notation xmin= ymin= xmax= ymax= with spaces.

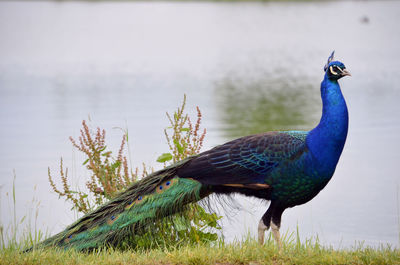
xmin=0 ymin=172 xmax=47 ymax=253
xmin=1 ymin=237 xmax=399 ymax=265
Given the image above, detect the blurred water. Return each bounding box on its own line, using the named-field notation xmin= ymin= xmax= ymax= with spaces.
xmin=0 ymin=1 xmax=399 ymax=248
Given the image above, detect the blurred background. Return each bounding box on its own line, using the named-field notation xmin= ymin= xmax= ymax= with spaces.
xmin=0 ymin=0 xmax=399 ymax=248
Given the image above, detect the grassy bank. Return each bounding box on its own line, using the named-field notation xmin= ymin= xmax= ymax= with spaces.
xmin=1 ymin=238 xmax=399 ymax=265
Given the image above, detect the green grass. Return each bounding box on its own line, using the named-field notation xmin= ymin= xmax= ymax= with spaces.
xmin=1 ymin=237 xmax=399 ymax=265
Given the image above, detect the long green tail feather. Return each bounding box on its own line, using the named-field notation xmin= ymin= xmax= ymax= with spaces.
xmin=30 ymin=159 xmax=207 ymax=251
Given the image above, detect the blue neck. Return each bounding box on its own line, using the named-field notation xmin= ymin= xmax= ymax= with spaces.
xmin=307 ymin=75 xmax=348 ymax=177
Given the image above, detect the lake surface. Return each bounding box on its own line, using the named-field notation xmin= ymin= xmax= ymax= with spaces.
xmin=0 ymin=0 xmax=399 ymax=248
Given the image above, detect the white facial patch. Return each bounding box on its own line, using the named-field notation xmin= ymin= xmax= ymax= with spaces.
xmin=329 ymin=66 xmax=339 ymax=75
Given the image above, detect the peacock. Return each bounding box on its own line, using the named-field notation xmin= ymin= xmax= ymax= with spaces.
xmin=30 ymin=52 xmax=350 ymax=251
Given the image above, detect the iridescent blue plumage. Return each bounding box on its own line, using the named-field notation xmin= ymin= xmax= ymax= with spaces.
xmin=30 ymin=53 xmax=350 ymax=251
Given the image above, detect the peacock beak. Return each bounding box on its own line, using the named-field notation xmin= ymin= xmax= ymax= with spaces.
xmin=342 ymin=69 xmax=351 ymax=77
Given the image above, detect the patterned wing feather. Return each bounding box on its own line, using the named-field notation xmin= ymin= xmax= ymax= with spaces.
xmin=177 ymin=131 xmax=308 ymax=185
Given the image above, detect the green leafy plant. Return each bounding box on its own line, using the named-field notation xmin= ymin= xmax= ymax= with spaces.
xmin=141 ymin=94 xmax=220 ymax=248
xmin=157 ymin=94 xmax=206 ymax=164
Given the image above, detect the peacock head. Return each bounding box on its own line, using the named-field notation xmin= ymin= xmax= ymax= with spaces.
xmin=323 ymin=51 xmax=351 ymax=81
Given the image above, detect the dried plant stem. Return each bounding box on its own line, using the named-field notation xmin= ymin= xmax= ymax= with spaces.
xmin=48 ymin=121 xmax=140 ymax=214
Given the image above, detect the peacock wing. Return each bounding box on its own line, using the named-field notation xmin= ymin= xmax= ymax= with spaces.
xmin=177 ymin=131 xmax=308 ymax=186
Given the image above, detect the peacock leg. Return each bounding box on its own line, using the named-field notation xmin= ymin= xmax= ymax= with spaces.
xmin=257 ymin=219 xmax=268 ymax=244
xmin=258 ymin=208 xmax=273 ymax=245
xmin=270 ymin=220 xmax=282 ymax=249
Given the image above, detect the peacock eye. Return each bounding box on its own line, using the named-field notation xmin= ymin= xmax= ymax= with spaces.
xmin=107 ymin=214 xmax=119 ymax=225
xmin=64 ymin=234 xmax=74 ymax=243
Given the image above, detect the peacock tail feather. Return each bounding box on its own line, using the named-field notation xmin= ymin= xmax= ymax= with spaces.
xmin=32 ymin=159 xmax=209 ymax=251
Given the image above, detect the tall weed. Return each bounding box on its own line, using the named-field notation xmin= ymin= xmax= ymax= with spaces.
xmin=47 ymin=95 xmax=220 ymax=249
